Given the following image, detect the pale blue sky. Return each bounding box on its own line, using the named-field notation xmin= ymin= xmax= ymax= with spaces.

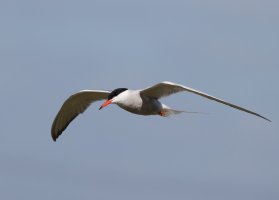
xmin=0 ymin=0 xmax=278 ymax=200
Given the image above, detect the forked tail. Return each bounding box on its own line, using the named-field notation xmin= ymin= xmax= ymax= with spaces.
xmin=160 ymin=104 xmax=208 ymax=117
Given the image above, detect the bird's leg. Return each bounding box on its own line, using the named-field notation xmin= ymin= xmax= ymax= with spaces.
xmin=158 ymin=111 xmax=166 ymax=117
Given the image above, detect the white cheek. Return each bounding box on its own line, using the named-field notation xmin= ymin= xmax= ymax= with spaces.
xmin=112 ymin=95 xmax=124 ymax=104
xmin=111 ymin=97 xmax=118 ymax=104
xmin=112 ymin=93 xmax=126 ymax=105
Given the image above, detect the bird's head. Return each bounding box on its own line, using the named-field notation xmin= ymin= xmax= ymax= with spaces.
xmin=99 ymin=88 xmax=128 ymax=110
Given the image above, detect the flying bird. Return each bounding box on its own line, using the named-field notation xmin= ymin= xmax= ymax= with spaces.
xmin=51 ymin=81 xmax=270 ymax=141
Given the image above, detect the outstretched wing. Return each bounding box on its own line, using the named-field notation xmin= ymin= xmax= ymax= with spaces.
xmin=140 ymin=81 xmax=271 ymax=122
xmin=51 ymin=90 xmax=110 ymax=141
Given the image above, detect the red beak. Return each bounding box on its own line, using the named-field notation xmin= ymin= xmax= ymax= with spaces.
xmin=99 ymin=100 xmax=112 ymax=110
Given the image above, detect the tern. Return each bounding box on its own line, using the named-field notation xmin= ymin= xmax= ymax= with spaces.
xmin=51 ymin=81 xmax=270 ymax=141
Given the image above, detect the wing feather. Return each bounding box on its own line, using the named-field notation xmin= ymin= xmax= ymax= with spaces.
xmin=51 ymin=90 xmax=110 ymax=141
xmin=140 ymin=81 xmax=271 ymax=122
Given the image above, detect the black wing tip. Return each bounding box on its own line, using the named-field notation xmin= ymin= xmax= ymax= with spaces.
xmin=51 ymin=131 xmax=58 ymax=142
xmin=52 ymin=136 xmax=57 ymax=142
xmin=262 ymin=116 xmax=272 ymax=122
xmin=51 ymin=123 xmax=59 ymax=142
xmin=254 ymin=112 xmax=271 ymax=122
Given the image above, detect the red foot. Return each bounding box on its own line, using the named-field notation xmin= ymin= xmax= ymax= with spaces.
xmin=159 ymin=111 xmax=165 ymax=116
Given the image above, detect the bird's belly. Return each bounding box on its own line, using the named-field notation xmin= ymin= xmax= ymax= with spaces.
xmin=118 ymin=98 xmax=162 ymax=115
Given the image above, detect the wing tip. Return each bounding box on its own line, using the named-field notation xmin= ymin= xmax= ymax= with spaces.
xmin=51 ymin=134 xmax=57 ymax=142
xmin=251 ymin=111 xmax=271 ymax=122
xmin=51 ymin=129 xmax=58 ymax=142
xmin=260 ymin=115 xmax=272 ymax=122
